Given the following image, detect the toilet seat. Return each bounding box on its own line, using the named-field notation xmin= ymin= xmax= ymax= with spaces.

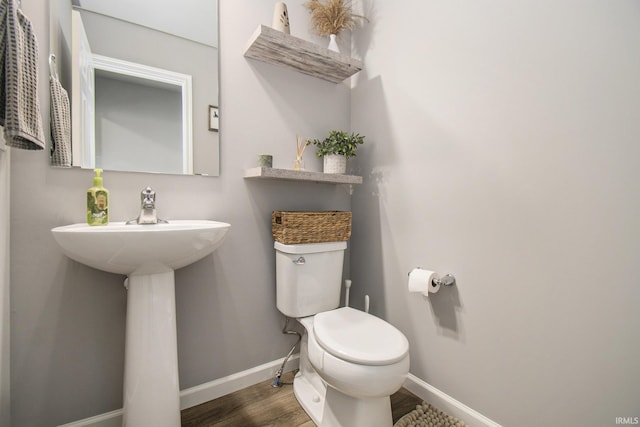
xmin=313 ymin=307 xmax=409 ymax=366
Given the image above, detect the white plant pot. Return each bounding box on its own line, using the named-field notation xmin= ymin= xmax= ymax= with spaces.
xmin=328 ymin=34 xmax=339 ymax=53
xmin=323 ymin=154 xmax=347 ymax=174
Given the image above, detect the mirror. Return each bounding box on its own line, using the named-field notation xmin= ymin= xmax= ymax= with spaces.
xmin=49 ymin=0 xmax=219 ymax=176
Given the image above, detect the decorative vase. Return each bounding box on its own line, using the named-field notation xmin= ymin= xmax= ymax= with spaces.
xmin=323 ymin=154 xmax=347 ymax=174
xmin=328 ymin=34 xmax=339 ymax=53
xmin=294 ymin=158 xmax=305 ymax=171
xmin=272 ymin=2 xmax=290 ymax=34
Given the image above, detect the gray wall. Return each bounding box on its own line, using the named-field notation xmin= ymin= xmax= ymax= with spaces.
xmin=10 ymin=1 xmax=351 ymax=425
xmin=350 ymin=1 xmax=640 ymax=426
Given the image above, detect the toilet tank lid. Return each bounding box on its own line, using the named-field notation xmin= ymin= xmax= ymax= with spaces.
xmin=313 ymin=307 xmax=409 ymax=366
xmin=274 ymin=241 xmax=347 ymax=254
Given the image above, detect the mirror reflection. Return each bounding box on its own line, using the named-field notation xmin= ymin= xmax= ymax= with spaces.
xmin=49 ymin=0 xmax=219 ymax=176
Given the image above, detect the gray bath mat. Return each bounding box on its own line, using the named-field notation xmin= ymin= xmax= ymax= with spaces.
xmin=394 ymin=401 xmax=468 ymax=427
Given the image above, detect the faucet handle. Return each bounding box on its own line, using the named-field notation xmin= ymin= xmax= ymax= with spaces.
xmin=141 ymin=187 xmax=156 ymax=206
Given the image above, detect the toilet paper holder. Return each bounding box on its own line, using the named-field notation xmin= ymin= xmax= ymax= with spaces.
xmin=408 ymin=269 xmax=456 ymax=287
xmin=434 ymin=274 xmax=456 ymax=287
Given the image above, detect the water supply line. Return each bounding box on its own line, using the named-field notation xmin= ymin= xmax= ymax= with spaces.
xmin=272 ymin=316 xmax=302 ymax=387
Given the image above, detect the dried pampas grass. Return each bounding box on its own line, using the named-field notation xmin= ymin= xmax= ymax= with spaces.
xmin=304 ymin=0 xmax=367 ymax=37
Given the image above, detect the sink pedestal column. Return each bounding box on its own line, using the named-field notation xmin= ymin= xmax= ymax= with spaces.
xmin=123 ymin=270 xmax=181 ymax=427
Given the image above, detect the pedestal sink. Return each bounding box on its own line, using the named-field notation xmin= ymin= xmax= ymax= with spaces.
xmin=51 ymin=220 xmax=230 ymax=426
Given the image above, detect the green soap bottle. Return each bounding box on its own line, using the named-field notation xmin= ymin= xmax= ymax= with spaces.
xmin=87 ymin=169 xmax=109 ymax=226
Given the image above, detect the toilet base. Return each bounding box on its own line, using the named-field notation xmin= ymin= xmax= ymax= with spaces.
xmin=293 ymin=370 xmax=325 ymax=425
xmin=294 ymin=370 xmax=394 ymax=427
xmin=321 ymin=387 xmax=393 ymax=427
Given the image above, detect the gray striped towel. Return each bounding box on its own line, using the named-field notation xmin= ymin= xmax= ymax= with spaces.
xmin=49 ymin=75 xmax=71 ymax=166
xmin=0 ymin=0 xmax=45 ymax=150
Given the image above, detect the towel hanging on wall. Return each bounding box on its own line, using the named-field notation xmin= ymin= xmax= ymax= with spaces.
xmin=0 ymin=0 xmax=46 ymax=150
xmin=49 ymin=54 xmax=70 ymax=166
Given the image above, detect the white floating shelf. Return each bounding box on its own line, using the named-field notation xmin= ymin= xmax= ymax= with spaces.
xmin=244 ymin=25 xmax=363 ymax=84
xmin=244 ymin=167 xmax=363 ymax=185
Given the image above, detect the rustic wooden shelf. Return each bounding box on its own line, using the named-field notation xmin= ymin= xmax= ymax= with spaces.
xmin=244 ymin=167 xmax=363 ymax=185
xmin=244 ymin=25 xmax=363 ymax=84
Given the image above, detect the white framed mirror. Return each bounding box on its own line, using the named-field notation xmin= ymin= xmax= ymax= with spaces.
xmin=49 ymin=0 xmax=219 ymax=176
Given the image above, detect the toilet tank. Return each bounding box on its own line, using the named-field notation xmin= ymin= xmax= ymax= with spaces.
xmin=275 ymin=241 xmax=347 ymax=318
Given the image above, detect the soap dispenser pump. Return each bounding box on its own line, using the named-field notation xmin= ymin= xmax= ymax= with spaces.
xmin=87 ymin=169 xmax=109 ymax=226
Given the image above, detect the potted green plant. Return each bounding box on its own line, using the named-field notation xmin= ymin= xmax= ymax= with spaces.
xmin=311 ymin=130 xmax=365 ymax=174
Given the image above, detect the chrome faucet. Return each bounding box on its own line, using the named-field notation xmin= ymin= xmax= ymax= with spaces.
xmin=126 ymin=187 xmax=168 ymax=225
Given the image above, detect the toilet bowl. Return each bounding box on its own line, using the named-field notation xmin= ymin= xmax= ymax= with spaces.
xmin=295 ymin=308 xmax=409 ymax=427
xmin=274 ymin=241 xmax=410 ymax=426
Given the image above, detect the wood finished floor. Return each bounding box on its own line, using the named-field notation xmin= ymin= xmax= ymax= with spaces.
xmin=181 ymin=371 xmax=423 ymax=426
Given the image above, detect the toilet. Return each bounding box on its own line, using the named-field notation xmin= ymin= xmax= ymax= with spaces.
xmin=275 ymin=241 xmax=410 ymax=427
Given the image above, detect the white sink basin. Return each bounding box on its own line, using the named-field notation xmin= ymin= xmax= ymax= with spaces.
xmin=51 ymin=219 xmax=230 ymax=427
xmin=51 ymin=220 xmax=230 ymax=275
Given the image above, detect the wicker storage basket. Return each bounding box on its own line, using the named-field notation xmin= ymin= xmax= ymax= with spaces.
xmin=272 ymin=211 xmax=352 ymax=244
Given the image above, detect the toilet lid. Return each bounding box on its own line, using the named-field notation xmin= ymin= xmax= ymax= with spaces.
xmin=313 ymin=307 xmax=409 ymax=366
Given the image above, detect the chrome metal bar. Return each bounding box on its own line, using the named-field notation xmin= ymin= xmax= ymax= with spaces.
xmin=433 ymin=274 xmax=456 ymax=287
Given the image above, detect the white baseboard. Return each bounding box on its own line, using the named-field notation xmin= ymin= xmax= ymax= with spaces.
xmin=180 ymin=354 xmax=299 ymax=409
xmin=403 ymin=374 xmax=501 ymax=427
xmin=58 ymin=355 xmax=300 ymax=427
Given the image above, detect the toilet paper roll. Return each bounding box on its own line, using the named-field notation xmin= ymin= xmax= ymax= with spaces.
xmin=408 ymin=268 xmax=440 ymax=296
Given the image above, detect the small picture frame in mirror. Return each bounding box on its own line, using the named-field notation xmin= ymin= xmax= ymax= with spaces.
xmin=208 ymin=105 xmax=219 ymax=132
